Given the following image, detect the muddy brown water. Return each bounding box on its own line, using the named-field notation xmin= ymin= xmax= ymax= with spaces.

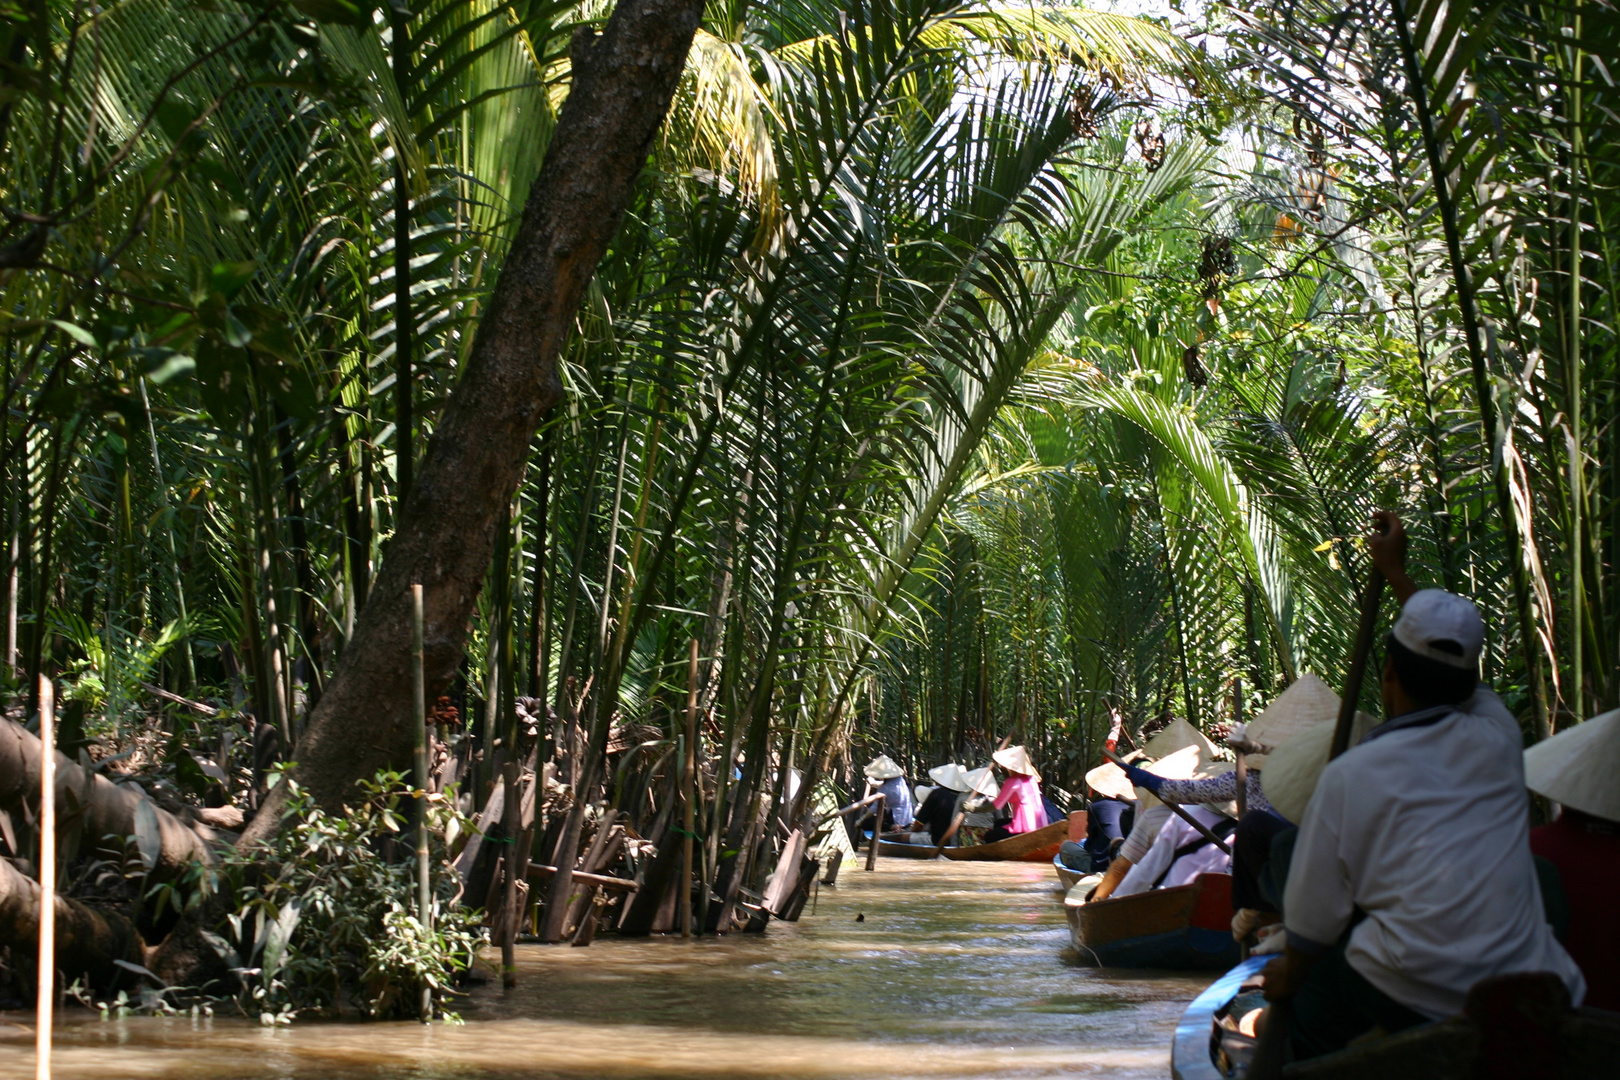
xmin=0 ymin=859 xmax=1206 ymax=1079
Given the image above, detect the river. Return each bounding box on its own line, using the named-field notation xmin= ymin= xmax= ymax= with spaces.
xmin=1 ymin=859 xmax=1206 ymax=1079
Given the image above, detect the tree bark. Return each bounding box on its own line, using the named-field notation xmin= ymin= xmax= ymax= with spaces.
xmin=0 ymin=857 xmax=143 ymax=990
xmin=241 ymin=0 xmax=706 ymax=843
xmin=0 ymin=718 xmax=212 ymax=872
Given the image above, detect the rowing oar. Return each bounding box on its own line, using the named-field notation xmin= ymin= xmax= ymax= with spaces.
xmin=1102 ymin=749 xmax=1232 ymax=855
xmin=1248 ymin=538 xmax=1387 ymax=1080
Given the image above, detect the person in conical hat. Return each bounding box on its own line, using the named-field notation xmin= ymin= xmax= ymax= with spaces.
xmin=913 ymin=763 xmax=975 ymax=846
xmin=864 ymin=754 xmax=903 ymax=782
xmin=1082 ymin=760 xmax=1137 ymax=874
xmin=1526 ymin=707 xmax=1620 ymax=1012
xmin=1263 ymin=511 xmax=1583 ymax=1061
xmin=961 ymin=765 xmax=1000 ymax=799
xmin=861 ymin=754 xmax=914 ymax=831
xmin=983 ymin=744 xmax=1045 ymax=842
xmin=1087 ymin=722 xmax=1237 ymax=901
xmin=1119 ymin=675 xmax=1363 ymax=925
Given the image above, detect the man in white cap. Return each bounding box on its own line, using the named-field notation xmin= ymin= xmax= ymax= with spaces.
xmin=1264 ymin=511 xmax=1585 ymax=1059
xmin=1526 ymin=706 xmax=1620 ymax=1012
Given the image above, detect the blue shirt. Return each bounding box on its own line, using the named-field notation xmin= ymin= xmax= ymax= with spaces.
xmin=874 ymin=776 xmax=914 ymax=827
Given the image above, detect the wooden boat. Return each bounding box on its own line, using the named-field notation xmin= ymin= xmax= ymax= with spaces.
xmin=875 ymin=837 xmax=947 ymax=859
xmin=940 ymin=818 xmax=1070 ymax=862
xmin=1172 ymin=960 xmax=1620 ymax=1080
xmin=1054 ymin=851 xmax=1088 ymax=891
xmin=1064 ymin=871 xmax=1239 ymax=970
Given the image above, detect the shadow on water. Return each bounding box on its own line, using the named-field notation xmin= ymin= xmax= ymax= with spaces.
xmin=0 ymin=859 xmax=1206 ymax=1079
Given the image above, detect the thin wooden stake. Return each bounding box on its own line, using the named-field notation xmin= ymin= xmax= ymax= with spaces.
xmin=36 ymin=675 xmax=54 ymax=1080
xmin=680 ymin=638 xmax=698 ymax=939
xmin=864 ymin=795 xmax=883 ymax=872
xmin=411 ymin=584 xmax=431 ymax=1023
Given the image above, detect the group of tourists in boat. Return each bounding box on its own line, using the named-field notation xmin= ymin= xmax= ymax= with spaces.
xmin=856 ymin=743 xmax=1075 ymax=860
xmin=1055 ymin=511 xmax=1619 ymax=1076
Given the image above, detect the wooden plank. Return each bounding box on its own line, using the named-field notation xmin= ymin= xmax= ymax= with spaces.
xmin=526 ymin=864 xmax=639 ymax=892
xmin=763 ymin=829 xmax=806 ymax=916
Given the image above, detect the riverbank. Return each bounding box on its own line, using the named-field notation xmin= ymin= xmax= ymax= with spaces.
xmin=1 ymin=860 xmax=1204 ymax=1079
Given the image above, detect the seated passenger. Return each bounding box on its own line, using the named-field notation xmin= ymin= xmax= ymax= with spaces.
xmin=1125 ymin=675 xmax=1345 ymax=932
xmin=862 ymin=754 xmax=914 ymax=831
xmin=914 ymin=763 xmax=975 ymax=846
xmin=1264 ymin=511 xmax=1585 ymax=1060
xmin=983 ymin=744 xmax=1044 ymax=842
xmin=1525 ymin=706 xmax=1620 ymax=1013
xmin=1113 ymin=803 xmax=1233 ymax=896
xmin=1086 ymin=717 xmax=1216 ymax=901
xmin=1082 ymin=789 xmax=1133 ymax=873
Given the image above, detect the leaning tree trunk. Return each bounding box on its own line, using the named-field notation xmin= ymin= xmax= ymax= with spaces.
xmin=0 ymin=858 xmax=142 ymax=991
xmin=242 ymin=0 xmax=706 ymax=842
xmin=0 ymin=718 xmax=213 ymax=871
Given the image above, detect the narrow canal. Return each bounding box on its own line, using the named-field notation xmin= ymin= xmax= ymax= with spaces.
xmin=1 ymin=860 xmax=1206 ymax=1079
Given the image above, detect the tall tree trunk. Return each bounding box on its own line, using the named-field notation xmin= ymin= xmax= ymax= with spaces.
xmin=241 ymin=0 xmax=706 ymax=843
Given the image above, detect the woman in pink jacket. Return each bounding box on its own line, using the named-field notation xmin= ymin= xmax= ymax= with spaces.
xmin=984 ymin=745 xmax=1045 ymax=842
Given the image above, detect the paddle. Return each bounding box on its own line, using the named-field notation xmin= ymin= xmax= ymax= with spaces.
xmin=1247 ymin=529 xmax=1388 ymax=1080
xmin=1102 ymin=748 xmax=1233 ymax=856
xmin=929 ymin=811 xmax=966 ymax=857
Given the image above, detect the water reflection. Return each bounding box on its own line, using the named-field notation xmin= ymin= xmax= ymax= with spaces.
xmin=0 ymin=859 xmax=1204 ymax=1079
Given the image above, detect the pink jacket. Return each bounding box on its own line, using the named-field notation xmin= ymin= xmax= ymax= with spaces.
xmin=994 ymin=773 xmax=1045 ymax=834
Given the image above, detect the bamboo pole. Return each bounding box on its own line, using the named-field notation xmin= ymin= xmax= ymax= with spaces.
xmin=1232 ymin=679 xmax=1246 ymax=820
xmin=411 ymin=584 xmax=431 ymax=1023
xmin=36 ymin=675 xmax=54 ymax=1080
xmin=680 ymin=638 xmax=698 ymax=939
xmin=864 ymin=795 xmax=883 ymax=871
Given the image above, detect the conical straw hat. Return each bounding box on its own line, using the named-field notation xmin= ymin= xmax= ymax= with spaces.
xmin=1085 ymin=761 xmax=1136 ymax=801
xmin=864 ymin=754 xmax=903 ymax=782
xmin=992 ymin=744 xmax=1041 ymax=781
xmin=1140 ymin=717 xmax=1217 ymax=762
xmin=963 ymin=766 xmax=1000 ymax=798
xmin=1263 ymin=709 xmax=1380 ymax=823
xmin=1244 ymin=674 xmax=1342 ymax=768
xmin=928 ymin=763 xmax=973 ymax=792
xmin=914 ymin=783 xmax=933 ymax=806
xmin=1525 ymin=707 xmax=1620 ymax=822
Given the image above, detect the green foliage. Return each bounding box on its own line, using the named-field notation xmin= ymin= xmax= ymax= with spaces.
xmin=211 ymin=771 xmax=483 ymax=1023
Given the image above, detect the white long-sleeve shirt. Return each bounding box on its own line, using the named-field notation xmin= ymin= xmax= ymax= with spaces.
xmin=1283 ymin=688 xmax=1585 ymax=1019
xmin=1116 ymin=805 xmax=1231 ymax=896
xmin=1119 ymin=803 xmax=1172 ymax=863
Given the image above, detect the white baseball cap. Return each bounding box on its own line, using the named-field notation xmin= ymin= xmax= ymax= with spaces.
xmin=1392 ymin=589 xmax=1484 ymax=669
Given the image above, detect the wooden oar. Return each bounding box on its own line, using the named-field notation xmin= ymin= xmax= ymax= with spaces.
xmin=929 ymin=810 xmax=967 ymax=857
xmin=1331 ymin=563 xmax=1386 ymax=759
xmin=1102 ymin=749 xmax=1232 ymax=855
xmin=1248 ymin=550 xmax=1387 ymax=1080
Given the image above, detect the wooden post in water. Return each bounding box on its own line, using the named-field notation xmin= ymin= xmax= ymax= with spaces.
xmin=680 ymin=638 xmax=698 ymax=939
xmin=865 ymin=795 xmax=883 ymax=871
xmin=36 ymin=676 xmax=54 ymax=1080
xmin=411 ymin=585 xmax=432 ymax=1022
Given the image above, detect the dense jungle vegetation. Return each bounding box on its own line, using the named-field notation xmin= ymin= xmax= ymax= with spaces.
xmin=0 ymin=0 xmax=1614 ymax=1017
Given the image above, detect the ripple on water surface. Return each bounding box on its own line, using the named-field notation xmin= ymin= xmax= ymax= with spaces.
xmin=0 ymin=859 xmax=1205 ymax=1079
